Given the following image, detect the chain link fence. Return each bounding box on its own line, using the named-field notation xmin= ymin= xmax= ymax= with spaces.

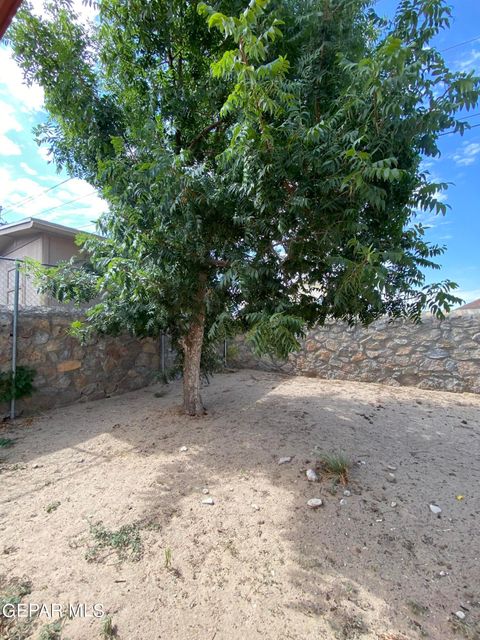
xmin=0 ymin=256 xmax=62 ymax=308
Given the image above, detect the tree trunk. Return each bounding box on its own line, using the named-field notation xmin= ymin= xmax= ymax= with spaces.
xmin=181 ymin=274 xmax=207 ymax=416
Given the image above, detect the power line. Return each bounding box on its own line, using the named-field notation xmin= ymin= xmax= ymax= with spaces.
xmin=441 ymin=35 xmax=480 ymax=53
xmin=457 ymin=112 xmax=480 ymax=121
xmin=439 ymin=123 xmax=480 ymax=136
xmin=1 ymin=177 xmax=74 ymax=216
xmin=34 ymin=190 xmax=98 ymax=217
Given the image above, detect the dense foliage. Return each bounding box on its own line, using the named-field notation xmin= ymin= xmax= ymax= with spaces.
xmin=9 ymin=0 xmax=480 ymax=413
xmin=0 ymin=366 xmax=36 ymax=404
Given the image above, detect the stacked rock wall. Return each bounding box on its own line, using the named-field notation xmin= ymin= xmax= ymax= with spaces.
xmin=0 ymin=308 xmax=161 ymax=414
xmin=230 ymin=310 xmax=480 ymax=394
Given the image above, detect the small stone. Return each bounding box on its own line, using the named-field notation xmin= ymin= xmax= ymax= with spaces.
xmin=455 ymin=611 xmax=466 ymax=620
xmin=339 ymin=498 xmax=346 ymax=506
xmin=439 ymin=570 xmax=448 ymax=577
xmin=307 ymin=498 xmax=323 ymax=509
xmin=32 ymin=464 xmax=41 ymax=469
xmin=343 ymin=490 xmax=351 ymax=497
xmin=179 ymin=446 xmax=188 ymax=452
xmin=357 ymin=460 xmax=366 ymax=465
xmin=386 ymin=473 xmax=396 ymax=483
xmin=306 ymin=469 xmax=319 ymax=482
xmin=251 ymin=504 xmax=260 ymax=511
xmin=278 ymin=456 xmax=293 ymax=465
xmin=386 ymin=464 xmax=397 ymax=471
xmin=202 ymin=497 xmax=214 ymax=505
xmin=390 ymin=501 xmax=397 ymax=508
xmin=429 ymin=504 xmax=442 ymax=515
xmin=202 ymin=488 xmax=209 ymax=495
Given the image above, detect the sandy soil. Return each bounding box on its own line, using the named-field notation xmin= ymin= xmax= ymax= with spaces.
xmin=0 ymin=370 xmax=479 ymax=640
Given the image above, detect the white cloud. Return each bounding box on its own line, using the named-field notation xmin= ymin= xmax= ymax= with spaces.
xmin=455 ymin=288 xmax=480 ymax=305
xmin=37 ymin=146 xmax=52 ymax=162
xmin=20 ymin=162 xmax=37 ymax=176
xmin=29 ymin=0 xmax=98 ymax=24
xmin=0 ymin=99 xmax=22 ymax=135
xmin=453 ymin=142 xmax=480 ymax=167
xmin=0 ymin=134 xmax=22 ymax=155
xmin=456 ymin=48 xmax=480 ymax=73
xmin=0 ymin=48 xmax=44 ymax=112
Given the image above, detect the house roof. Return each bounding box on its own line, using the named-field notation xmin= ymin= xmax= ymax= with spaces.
xmin=458 ymin=298 xmax=480 ymax=310
xmin=0 ymin=217 xmax=86 ymax=255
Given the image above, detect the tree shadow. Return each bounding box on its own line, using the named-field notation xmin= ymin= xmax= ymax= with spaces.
xmin=1 ymin=369 xmax=479 ymax=639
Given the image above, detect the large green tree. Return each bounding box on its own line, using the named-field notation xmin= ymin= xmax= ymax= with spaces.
xmin=9 ymin=0 xmax=479 ymax=414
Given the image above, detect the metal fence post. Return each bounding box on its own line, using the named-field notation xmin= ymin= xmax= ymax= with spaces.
xmin=10 ymin=261 xmax=20 ymax=420
xmin=161 ymin=333 xmax=166 ymax=374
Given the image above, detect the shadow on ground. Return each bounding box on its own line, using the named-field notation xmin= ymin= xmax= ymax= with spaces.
xmin=1 ymin=369 xmax=479 ymax=639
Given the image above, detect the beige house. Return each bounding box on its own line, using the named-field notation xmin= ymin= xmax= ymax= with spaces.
xmin=0 ymin=217 xmax=83 ymax=306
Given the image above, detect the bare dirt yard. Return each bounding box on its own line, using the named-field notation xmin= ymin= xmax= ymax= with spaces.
xmin=0 ymin=370 xmax=479 ymax=640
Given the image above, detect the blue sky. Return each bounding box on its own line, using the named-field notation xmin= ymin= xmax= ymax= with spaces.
xmin=0 ymin=0 xmax=479 ymax=303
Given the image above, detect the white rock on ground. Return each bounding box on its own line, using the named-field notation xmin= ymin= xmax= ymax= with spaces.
xmin=455 ymin=611 xmax=466 ymax=620
xmin=307 ymin=498 xmax=323 ymax=508
xmin=429 ymin=504 xmax=442 ymax=515
xmin=179 ymin=446 xmax=188 ymax=452
xmin=306 ymin=469 xmax=319 ymax=482
xmin=278 ymin=456 xmax=293 ymax=465
xmin=343 ymin=490 xmax=351 ymax=497
xmin=202 ymin=488 xmax=209 ymax=495
xmin=202 ymin=497 xmax=214 ymax=505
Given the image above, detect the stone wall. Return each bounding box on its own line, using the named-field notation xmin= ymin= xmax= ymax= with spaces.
xmin=230 ymin=309 xmax=480 ymax=394
xmin=0 ymin=308 xmax=161 ymax=415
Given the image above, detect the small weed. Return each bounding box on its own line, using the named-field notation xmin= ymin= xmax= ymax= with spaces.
xmin=101 ymin=616 xmax=117 ymax=639
xmin=450 ymin=617 xmax=479 ymax=639
xmin=164 ymin=547 xmax=172 ymax=569
xmin=407 ymin=600 xmax=429 ymax=616
xmin=0 ymin=579 xmax=33 ymax=640
xmin=38 ymin=619 xmax=64 ymax=640
xmin=319 ymin=452 xmax=350 ymax=484
xmin=46 ymin=501 xmax=61 ymax=514
xmin=0 ymin=579 xmax=32 ymax=610
xmin=85 ymin=521 xmax=143 ymax=563
xmin=0 ymin=438 xmax=15 ymax=448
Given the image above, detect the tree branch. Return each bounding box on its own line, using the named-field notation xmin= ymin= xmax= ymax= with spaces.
xmin=189 ymin=119 xmax=224 ymax=149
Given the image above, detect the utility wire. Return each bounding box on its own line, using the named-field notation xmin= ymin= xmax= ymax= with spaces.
xmin=439 ymin=123 xmax=480 ymax=136
xmin=34 ymin=190 xmax=98 ymax=217
xmin=1 ymin=177 xmax=74 ymax=216
xmin=440 ymin=35 xmax=480 ymax=53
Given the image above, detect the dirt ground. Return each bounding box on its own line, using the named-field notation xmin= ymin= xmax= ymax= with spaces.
xmin=0 ymin=369 xmax=479 ymax=640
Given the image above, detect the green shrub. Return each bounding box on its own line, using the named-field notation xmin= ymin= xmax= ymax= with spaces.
xmin=0 ymin=367 xmax=36 ymax=403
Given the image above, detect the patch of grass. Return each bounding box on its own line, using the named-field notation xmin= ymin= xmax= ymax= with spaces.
xmin=85 ymin=522 xmax=143 ymax=563
xmin=45 ymin=501 xmax=61 ymax=514
xmin=0 ymin=438 xmax=15 ymax=448
xmin=101 ymin=616 xmax=117 ymax=639
xmin=319 ymin=452 xmax=350 ymax=484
